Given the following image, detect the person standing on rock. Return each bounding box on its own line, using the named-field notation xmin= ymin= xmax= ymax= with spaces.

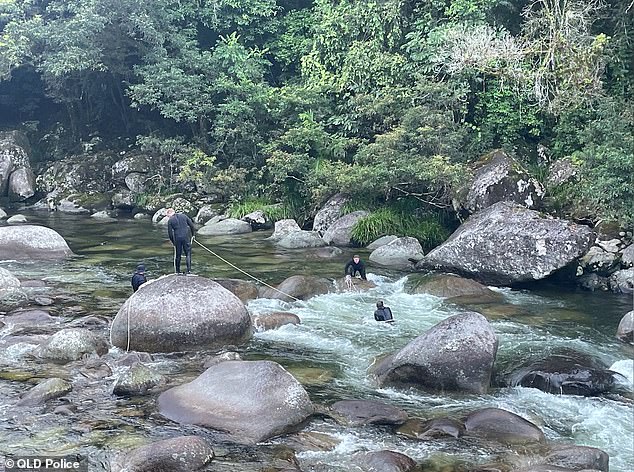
xmin=345 ymin=254 xmax=367 ymax=286
xmin=167 ymin=208 xmax=196 ymax=274
xmin=374 ymin=300 xmax=394 ymax=323
xmin=131 ymin=264 xmax=147 ymax=292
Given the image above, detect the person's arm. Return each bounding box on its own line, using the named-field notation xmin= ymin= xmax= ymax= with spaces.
xmin=386 ymin=307 xmax=393 ymax=320
xmin=167 ymin=219 xmax=175 ymax=243
xmin=374 ymin=309 xmax=381 ymax=321
xmin=360 ymin=262 xmax=367 ymax=280
xmin=186 ymin=215 xmax=196 ymax=238
xmin=344 ymin=261 xmax=352 ymax=276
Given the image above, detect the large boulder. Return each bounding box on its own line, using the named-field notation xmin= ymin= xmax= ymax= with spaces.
xmin=0 ymin=268 xmax=28 ymax=312
xmin=110 ymin=275 xmax=252 ymax=353
xmin=313 ymin=193 xmax=349 ymax=235
xmin=546 ymin=158 xmax=578 ymax=188
xmin=417 ymin=202 xmax=596 ymax=285
xmin=268 ymin=219 xmax=302 ymax=241
xmin=34 ymin=328 xmax=108 ymax=363
xmin=504 ymin=351 xmax=620 ymax=396
xmin=579 ymin=246 xmax=619 ymax=276
xmin=367 ymin=235 xmax=398 ymax=250
xmin=0 ymin=130 xmax=30 ymax=197
xmin=214 ymin=278 xmax=259 ymax=303
xmin=616 ymin=311 xmax=634 ymax=343
xmin=111 ymin=153 xmax=154 ymax=183
xmin=0 ymin=225 xmax=74 ymax=261
xmin=369 ymin=237 xmax=424 ymax=270
xmin=0 ymin=155 xmax=13 ymax=196
xmin=621 ymin=244 xmax=634 ymax=268
xmin=158 ymin=360 xmax=314 ymax=444
xmin=396 ymin=417 xmax=464 ymax=440
xmin=464 ymin=408 xmax=545 ymax=445
xmin=352 ymin=450 xmax=417 ymax=472
xmin=461 ymin=150 xmax=544 ymax=214
xmin=259 ymin=275 xmax=332 ymax=302
xmin=8 ymin=167 xmax=36 ymax=201
xmin=322 ymin=211 xmax=369 ymax=247
xmin=277 ymin=231 xmax=326 ymax=249
xmin=371 ymin=312 xmax=498 ymax=394
xmin=608 ymin=268 xmax=634 ymax=294
xmin=118 ymin=436 xmax=214 ymax=472
xmin=197 ymin=218 xmax=252 ymax=236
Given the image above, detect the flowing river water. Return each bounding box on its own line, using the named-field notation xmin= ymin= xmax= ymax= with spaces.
xmin=0 ymin=212 xmax=633 ymax=471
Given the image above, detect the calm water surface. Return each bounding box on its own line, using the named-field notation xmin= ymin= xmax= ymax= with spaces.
xmin=0 ymin=212 xmax=632 ymax=471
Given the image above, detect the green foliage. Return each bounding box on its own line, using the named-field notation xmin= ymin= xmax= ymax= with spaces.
xmin=227 ymin=197 xmax=300 ymax=222
xmin=351 ymin=207 xmax=451 ymax=249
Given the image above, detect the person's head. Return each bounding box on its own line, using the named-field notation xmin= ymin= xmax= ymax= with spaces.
xmin=353 ymin=254 xmax=360 ymax=263
xmin=166 ymin=208 xmax=175 ymax=217
xmin=136 ymin=264 xmax=145 ymax=273
xmin=376 ymin=300 xmax=384 ymax=308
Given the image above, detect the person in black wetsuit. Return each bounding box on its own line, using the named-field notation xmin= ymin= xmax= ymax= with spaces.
xmin=131 ymin=264 xmax=147 ymax=292
xmin=374 ymin=300 xmax=394 ymax=323
xmin=166 ymin=207 xmax=196 ymax=274
xmin=344 ymin=255 xmax=367 ymax=280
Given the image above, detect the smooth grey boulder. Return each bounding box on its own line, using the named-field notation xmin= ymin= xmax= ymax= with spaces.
xmin=371 ymin=312 xmax=498 ymax=394
xmin=544 ymin=445 xmax=609 ymax=472
xmin=194 ymin=205 xmax=220 ymax=225
xmin=579 ymin=246 xmax=619 ymax=276
xmin=259 ymin=275 xmax=332 ymax=302
xmin=17 ymin=378 xmax=72 ymax=406
xmin=621 ymin=244 xmax=634 ymax=268
xmin=367 ymin=235 xmax=398 ymax=250
xmin=322 ymin=210 xmax=369 ymax=247
xmin=113 ymin=363 xmax=165 ymax=396
xmin=330 ymin=399 xmax=408 ymax=426
xmin=417 ymin=202 xmax=596 ymax=285
xmin=8 ymin=167 xmax=36 ymax=201
xmin=241 ymin=210 xmax=269 ymax=230
xmin=608 ymin=268 xmax=634 ymax=293
xmin=252 ymin=312 xmax=301 ymax=331
xmin=616 ymin=311 xmax=634 ymax=343
xmin=35 ymin=328 xmax=108 ymax=363
xmin=462 ymin=150 xmax=544 ymax=213
xmin=0 ymin=130 xmax=30 ymax=196
xmin=0 ymin=267 xmax=20 ymax=290
xmin=197 ymin=218 xmax=252 ymax=236
xmin=267 ymin=218 xmax=302 ymax=241
xmin=313 ymin=193 xmax=349 ymax=235
xmin=91 ymin=210 xmax=116 ymax=220
xmin=158 ymin=360 xmax=314 ymax=444
xmin=352 ymin=450 xmax=417 ymax=472
xmin=0 ymin=154 xmax=13 ymax=196
xmin=111 ymin=153 xmax=154 ymax=182
xmin=55 ymin=196 xmax=90 ymax=214
xmin=110 ymin=275 xmax=251 ymax=353
xmin=0 ymin=225 xmax=73 ymax=261
xmin=120 ymin=436 xmax=213 ymax=472
xmin=369 ymin=237 xmax=424 ymax=269
xmin=464 ymin=407 xmax=545 ymax=445
xmin=0 ymin=208 xmax=7 ymax=219
xmin=277 ymin=230 xmax=326 ymax=249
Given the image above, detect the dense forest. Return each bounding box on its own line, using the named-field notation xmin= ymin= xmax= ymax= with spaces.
xmin=0 ymin=0 xmax=632 ymax=237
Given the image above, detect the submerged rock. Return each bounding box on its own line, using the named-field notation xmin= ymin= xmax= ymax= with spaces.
xmin=406 ymin=273 xmax=502 ymax=301
xmin=504 ymin=351 xmax=620 ymax=396
xmin=396 ymin=417 xmax=464 ymax=440
xmin=417 ymin=202 xmax=595 ymax=285
xmin=544 ymin=444 xmax=609 ymax=472
xmin=35 ymin=328 xmax=108 ymax=363
xmin=371 ymin=312 xmax=498 ymax=394
xmin=330 ymin=399 xmax=408 ymax=426
xmin=252 ymin=312 xmax=301 ymax=331
xmin=259 ymin=275 xmax=332 ymax=302
xmin=119 ymin=435 xmax=214 ymax=472
xmin=110 ymin=274 xmax=251 ymax=353
xmin=17 ymin=378 xmax=72 ymax=406
xmin=464 ymin=407 xmax=545 ymax=445
xmin=197 ymin=218 xmax=252 ymax=235
xmin=158 ymin=360 xmax=314 ymax=444
xmin=0 ymin=225 xmax=74 ymax=261
xmin=352 ymin=450 xmax=417 ymax=472
xmin=112 ymin=363 xmax=166 ymax=396
xmin=277 ymin=230 xmax=326 ymax=249
xmin=214 ymin=278 xmax=259 ymax=303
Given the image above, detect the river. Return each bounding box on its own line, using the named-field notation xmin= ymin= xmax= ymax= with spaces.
xmin=0 ymin=211 xmax=632 ymax=471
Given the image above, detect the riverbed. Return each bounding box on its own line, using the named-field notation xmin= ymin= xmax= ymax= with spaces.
xmin=0 ymin=212 xmax=632 ymax=471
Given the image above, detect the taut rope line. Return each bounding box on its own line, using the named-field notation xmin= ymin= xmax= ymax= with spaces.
xmin=193 ymin=238 xmax=301 ymax=303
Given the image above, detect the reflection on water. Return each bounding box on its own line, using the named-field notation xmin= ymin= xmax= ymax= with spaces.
xmin=0 ymin=211 xmax=633 ymax=471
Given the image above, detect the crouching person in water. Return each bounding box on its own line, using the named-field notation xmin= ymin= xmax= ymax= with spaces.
xmin=374 ymin=300 xmax=394 ymax=323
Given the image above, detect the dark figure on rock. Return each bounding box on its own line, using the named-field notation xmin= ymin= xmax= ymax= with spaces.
xmin=345 ymin=254 xmax=367 ymax=282
xmin=167 ymin=208 xmax=196 ymax=274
